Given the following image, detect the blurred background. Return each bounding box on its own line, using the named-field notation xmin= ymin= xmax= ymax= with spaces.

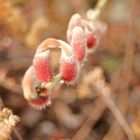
xmin=0 ymin=0 xmax=140 ymax=140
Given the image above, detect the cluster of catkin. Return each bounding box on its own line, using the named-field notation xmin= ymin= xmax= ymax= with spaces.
xmin=22 ymin=13 xmax=106 ymax=110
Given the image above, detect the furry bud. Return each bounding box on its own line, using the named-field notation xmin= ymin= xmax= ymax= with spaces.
xmin=60 ymin=54 xmax=79 ymax=84
xmin=33 ymin=50 xmax=53 ymax=82
xmin=29 ymin=96 xmax=50 ymax=110
xmin=67 ymin=14 xmax=82 ymax=42
xmin=22 ymin=66 xmax=50 ymax=110
xmin=86 ymin=33 xmax=97 ymax=49
xmin=71 ymin=26 xmax=86 ymax=62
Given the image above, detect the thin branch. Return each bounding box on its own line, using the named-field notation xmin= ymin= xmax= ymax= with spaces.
xmin=72 ymin=99 xmax=106 ymax=140
xmin=94 ymin=0 xmax=108 ymax=18
xmin=13 ymin=128 xmax=23 ymax=140
xmin=92 ymin=67 xmax=135 ymax=140
xmin=87 ymin=0 xmax=108 ymax=20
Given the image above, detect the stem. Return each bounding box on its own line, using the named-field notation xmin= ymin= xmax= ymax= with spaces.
xmin=72 ymin=99 xmax=106 ymax=140
xmin=86 ymin=0 xmax=108 ymax=21
xmin=50 ymin=74 xmax=62 ymax=89
xmin=94 ymin=0 xmax=108 ymax=20
xmin=41 ymin=74 xmax=62 ymax=93
xmin=95 ymin=81 xmax=135 ymax=140
xmin=13 ymin=128 xmax=23 ymax=140
xmin=81 ymin=68 xmax=135 ymax=140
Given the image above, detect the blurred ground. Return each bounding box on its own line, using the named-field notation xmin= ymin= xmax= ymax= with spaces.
xmin=0 ymin=0 xmax=140 ymax=140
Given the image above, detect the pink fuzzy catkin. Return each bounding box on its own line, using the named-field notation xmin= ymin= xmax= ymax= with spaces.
xmin=71 ymin=26 xmax=86 ymax=62
xmin=67 ymin=14 xmax=82 ymax=42
xmin=22 ymin=66 xmax=50 ymax=109
xmin=60 ymin=54 xmax=79 ymax=84
xmin=33 ymin=50 xmax=53 ymax=82
xmin=86 ymin=33 xmax=97 ymax=49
